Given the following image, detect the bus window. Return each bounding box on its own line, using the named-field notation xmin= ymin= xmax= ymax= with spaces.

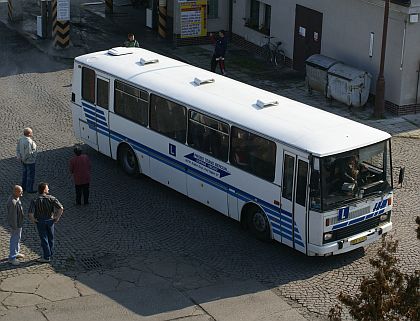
xmin=82 ymin=67 xmax=95 ymax=104
xmin=114 ymin=80 xmax=148 ymax=126
xmin=282 ymin=154 xmax=295 ymax=200
xmin=230 ymin=127 xmax=276 ymax=182
xmin=296 ymin=160 xmax=308 ymax=206
xmin=96 ymin=78 xmax=109 ymax=109
xmin=188 ymin=110 xmax=229 ymax=162
xmin=150 ymin=94 xmax=187 ymax=143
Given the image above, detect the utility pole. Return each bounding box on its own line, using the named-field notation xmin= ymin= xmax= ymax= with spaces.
xmin=374 ymin=0 xmax=390 ymax=118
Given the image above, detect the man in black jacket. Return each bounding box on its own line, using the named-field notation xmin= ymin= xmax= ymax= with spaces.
xmin=210 ymin=30 xmax=227 ymax=75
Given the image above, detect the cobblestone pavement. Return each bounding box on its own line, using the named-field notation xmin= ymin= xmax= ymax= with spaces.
xmin=0 ymin=3 xmax=419 ymax=320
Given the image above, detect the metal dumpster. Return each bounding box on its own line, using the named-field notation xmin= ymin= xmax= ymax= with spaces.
xmin=305 ymin=54 xmax=340 ymax=96
xmin=327 ymin=63 xmax=372 ymax=107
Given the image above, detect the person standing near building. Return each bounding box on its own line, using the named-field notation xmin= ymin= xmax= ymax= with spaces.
xmin=28 ymin=182 xmax=64 ymax=263
xmin=210 ymin=30 xmax=227 ymax=75
xmin=7 ymin=185 xmax=25 ymax=266
xmin=124 ymin=33 xmax=140 ymax=48
xmin=69 ymin=146 xmax=91 ymax=205
xmin=16 ymin=127 xmax=37 ymax=193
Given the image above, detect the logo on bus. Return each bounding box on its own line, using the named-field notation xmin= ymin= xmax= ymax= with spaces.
xmin=338 ymin=207 xmax=350 ymax=220
xmin=184 ymin=153 xmax=231 ymax=178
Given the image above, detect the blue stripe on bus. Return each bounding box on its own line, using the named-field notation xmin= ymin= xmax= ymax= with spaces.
xmin=282 ymin=233 xmax=293 ymax=241
xmin=84 ymin=113 xmax=108 ymax=127
xmin=83 ymin=107 xmax=97 ymax=117
xmin=281 ymin=215 xmax=292 ymax=225
xmin=281 ymin=221 xmax=292 ymax=231
xmin=82 ymin=101 xmax=105 ymax=115
xmin=295 ymin=239 xmax=305 ymax=247
xmin=349 ymin=216 xmax=365 ymax=225
xmin=332 ymin=222 xmax=349 ymax=230
xmin=84 ymin=120 xmax=308 ymax=245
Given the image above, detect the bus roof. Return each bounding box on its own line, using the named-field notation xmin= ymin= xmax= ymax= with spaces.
xmin=75 ymin=48 xmax=390 ymax=157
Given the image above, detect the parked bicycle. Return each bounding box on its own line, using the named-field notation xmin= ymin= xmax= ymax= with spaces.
xmin=261 ymin=36 xmax=286 ymax=67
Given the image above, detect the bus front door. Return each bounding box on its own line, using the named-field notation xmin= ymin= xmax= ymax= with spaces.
xmin=94 ymin=75 xmax=111 ymax=157
xmin=280 ymin=151 xmax=308 ymax=254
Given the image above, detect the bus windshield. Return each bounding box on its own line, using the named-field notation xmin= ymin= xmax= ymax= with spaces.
xmin=310 ymin=140 xmax=392 ymax=211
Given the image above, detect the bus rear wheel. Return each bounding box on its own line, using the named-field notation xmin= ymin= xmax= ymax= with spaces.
xmin=119 ymin=144 xmax=139 ymax=176
xmin=247 ymin=207 xmax=270 ymax=241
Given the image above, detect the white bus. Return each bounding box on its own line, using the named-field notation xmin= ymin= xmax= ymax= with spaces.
xmin=71 ymin=47 xmax=394 ymax=256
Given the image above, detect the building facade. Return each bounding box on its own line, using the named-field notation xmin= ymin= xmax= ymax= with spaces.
xmin=166 ymin=0 xmax=420 ymax=114
xmin=230 ymin=0 xmax=420 ymax=115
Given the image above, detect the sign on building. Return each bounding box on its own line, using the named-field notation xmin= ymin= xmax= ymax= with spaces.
xmin=179 ymin=0 xmax=207 ymax=38
xmin=57 ymin=0 xmax=70 ymax=21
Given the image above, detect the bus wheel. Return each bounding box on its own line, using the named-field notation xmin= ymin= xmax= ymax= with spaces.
xmin=119 ymin=144 xmax=139 ymax=176
xmin=248 ymin=207 xmax=270 ymax=241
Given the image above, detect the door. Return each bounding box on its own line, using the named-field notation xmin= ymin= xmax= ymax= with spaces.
xmin=95 ymin=75 xmax=111 ymax=157
xmin=293 ymin=5 xmax=323 ymax=72
xmin=280 ymin=151 xmax=309 ymax=253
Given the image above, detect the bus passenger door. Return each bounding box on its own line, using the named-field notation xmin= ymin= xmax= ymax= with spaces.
xmin=280 ymin=152 xmax=308 ymax=253
xmin=95 ymin=75 xmax=111 ymax=157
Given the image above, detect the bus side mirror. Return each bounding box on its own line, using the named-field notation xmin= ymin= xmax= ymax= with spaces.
xmin=398 ymin=167 xmax=405 ymax=187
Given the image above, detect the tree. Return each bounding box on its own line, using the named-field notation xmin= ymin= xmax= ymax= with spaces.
xmin=328 ymin=230 xmax=419 ymax=321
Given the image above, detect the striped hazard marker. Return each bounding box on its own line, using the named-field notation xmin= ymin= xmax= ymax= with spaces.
xmin=158 ymin=3 xmax=167 ymax=39
xmin=52 ymin=0 xmax=70 ymax=48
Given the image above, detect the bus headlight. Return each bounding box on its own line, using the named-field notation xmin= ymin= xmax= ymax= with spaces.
xmin=324 ymin=233 xmax=333 ymax=241
xmin=379 ymin=214 xmax=388 ymax=221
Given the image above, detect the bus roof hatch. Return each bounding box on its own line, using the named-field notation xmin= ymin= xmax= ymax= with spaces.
xmin=193 ymin=77 xmax=215 ymax=86
xmin=256 ymin=99 xmax=279 ymax=108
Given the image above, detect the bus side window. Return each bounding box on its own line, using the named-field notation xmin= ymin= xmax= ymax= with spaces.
xmin=230 ymin=127 xmax=276 ymax=182
xmin=114 ymin=80 xmax=148 ymax=126
xmin=187 ymin=110 xmax=229 ymax=162
xmin=82 ymin=67 xmax=95 ymax=104
xmin=150 ymin=94 xmax=187 ymax=143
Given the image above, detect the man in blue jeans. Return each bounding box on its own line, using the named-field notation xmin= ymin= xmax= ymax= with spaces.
xmin=7 ymin=185 xmax=25 ymax=266
xmin=16 ymin=127 xmax=38 ymax=193
xmin=28 ymin=182 xmax=64 ymax=263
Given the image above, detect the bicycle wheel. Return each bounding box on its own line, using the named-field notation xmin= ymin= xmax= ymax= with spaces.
xmin=261 ymin=44 xmax=273 ymax=65
xmin=274 ymin=49 xmax=286 ymax=67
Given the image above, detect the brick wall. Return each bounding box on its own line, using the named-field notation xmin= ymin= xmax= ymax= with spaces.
xmin=385 ymin=101 xmax=420 ymax=115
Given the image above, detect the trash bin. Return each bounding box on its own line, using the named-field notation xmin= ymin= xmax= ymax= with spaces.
xmin=327 ymin=63 xmax=372 ymax=107
xmin=305 ymin=54 xmax=340 ymax=96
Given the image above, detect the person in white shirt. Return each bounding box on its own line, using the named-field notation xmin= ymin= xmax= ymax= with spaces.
xmin=16 ymin=128 xmax=38 ymax=193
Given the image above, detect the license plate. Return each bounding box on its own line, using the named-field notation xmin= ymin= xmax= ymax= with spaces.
xmin=350 ymin=236 xmax=367 ymax=245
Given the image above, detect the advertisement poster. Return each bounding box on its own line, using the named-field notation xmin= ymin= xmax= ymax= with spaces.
xmin=179 ymin=0 xmax=207 ymax=38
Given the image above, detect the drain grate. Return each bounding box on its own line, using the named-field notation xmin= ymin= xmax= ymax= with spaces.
xmin=78 ymin=257 xmax=103 ymax=271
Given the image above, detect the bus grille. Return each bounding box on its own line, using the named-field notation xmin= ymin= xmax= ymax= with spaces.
xmin=324 ymin=214 xmax=389 ymax=244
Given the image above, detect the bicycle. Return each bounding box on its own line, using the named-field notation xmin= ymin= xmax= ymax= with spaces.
xmin=261 ymin=36 xmax=286 ymax=67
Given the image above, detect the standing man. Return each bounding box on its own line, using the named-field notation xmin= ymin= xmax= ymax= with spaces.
xmin=210 ymin=30 xmax=227 ymax=75
xmin=28 ymin=182 xmax=64 ymax=263
xmin=7 ymin=185 xmax=25 ymax=266
xmin=69 ymin=146 xmax=91 ymax=205
xmin=16 ymin=127 xmax=38 ymax=193
xmin=124 ymin=33 xmax=140 ymax=47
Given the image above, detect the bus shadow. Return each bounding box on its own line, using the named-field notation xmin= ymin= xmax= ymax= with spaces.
xmin=0 ymin=146 xmax=368 ymax=319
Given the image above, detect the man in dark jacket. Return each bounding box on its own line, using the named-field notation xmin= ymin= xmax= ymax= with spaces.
xmin=210 ymin=30 xmax=227 ymax=75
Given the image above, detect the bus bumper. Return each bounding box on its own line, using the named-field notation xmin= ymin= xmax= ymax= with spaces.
xmin=307 ymin=222 xmax=392 ymax=256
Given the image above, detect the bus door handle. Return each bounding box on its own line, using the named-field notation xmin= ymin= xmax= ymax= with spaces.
xmin=228 ymin=188 xmax=236 ymax=195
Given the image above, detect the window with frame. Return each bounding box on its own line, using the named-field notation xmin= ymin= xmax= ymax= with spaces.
xmin=296 ymin=160 xmax=308 ymax=206
xmin=188 ymin=110 xmax=229 ymax=162
xmin=82 ymin=67 xmax=95 ymax=104
xmin=261 ymin=3 xmax=271 ymax=35
xmin=208 ymin=0 xmax=218 ymax=19
xmin=114 ymin=80 xmax=148 ymax=126
xmin=96 ymin=78 xmax=109 ymax=109
xmin=282 ymin=154 xmax=295 ymax=200
xmin=248 ymin=0 xmax=260 ymax=29
xmin=229 ymin=127 xmax=276 ymax=181
xmin=150 ymin=94 xmax=187 ymax=143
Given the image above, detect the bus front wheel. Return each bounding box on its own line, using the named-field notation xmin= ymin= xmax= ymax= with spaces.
xmin=247 ymin=207 xmax=270 ymax=241
xmin=119 ymin=144 xmax=139 ymax=176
